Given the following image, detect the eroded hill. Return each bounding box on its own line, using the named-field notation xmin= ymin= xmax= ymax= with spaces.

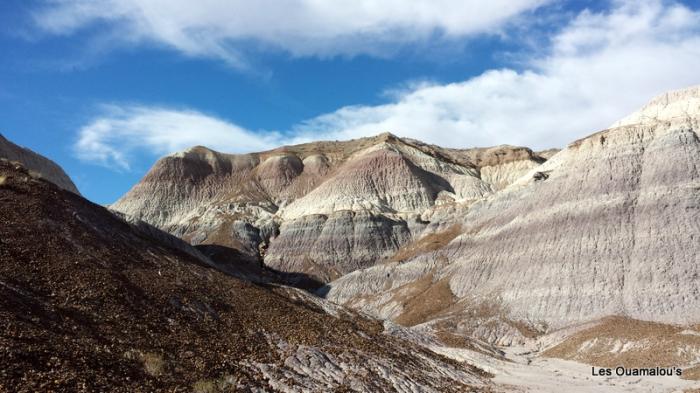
xmin=112 ymin=132 xmax=547 ymax=283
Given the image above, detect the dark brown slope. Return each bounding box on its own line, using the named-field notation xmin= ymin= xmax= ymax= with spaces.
xmin=0 ymin=160 xmax=489 ymax=392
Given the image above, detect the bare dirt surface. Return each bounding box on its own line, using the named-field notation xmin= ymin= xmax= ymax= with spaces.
xmin=684 ymin=365 xmax=700 ymax=381
xmin=429 ymin=342 xmax=700 ymax=392
xmin=391 ymin=224 xmax=463 ymax=263
xmin=543 ymin=316 xmax=700 ymax=379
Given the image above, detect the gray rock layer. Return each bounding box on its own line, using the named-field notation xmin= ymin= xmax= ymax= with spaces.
xmin=265 ymin=211 xmax=416 ymax=281
xmin=0 ymin=134 xmax=79 ymax=194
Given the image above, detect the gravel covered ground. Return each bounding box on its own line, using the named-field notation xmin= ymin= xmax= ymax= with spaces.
xmin=0 ymin=160 xmax=490 ymax=392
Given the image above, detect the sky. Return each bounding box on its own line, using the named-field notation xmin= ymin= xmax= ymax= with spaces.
xmin=1 ymin=0 xmax=699 ymax=204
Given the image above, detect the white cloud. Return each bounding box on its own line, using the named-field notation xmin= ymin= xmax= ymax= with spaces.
xmin=74 ymin=0 xmax=700 ymax=170
xmin=290 ymin=0 xmax=700 ymax=149
xmin=74 ymin=105 xmax=282 ymax=169
xmin=33 ymin=0 xmax=548 ymax=68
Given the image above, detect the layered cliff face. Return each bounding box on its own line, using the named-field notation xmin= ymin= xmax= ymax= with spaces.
xmin=0 ymin=159 xmax=493 ymax=392
xmin=112 ymin=132 xmax=546 ymax=281
xmin=0 ymin=134 xmax=79 ymax=194
xmin=324 ymin=86 xmax=700 ymax=344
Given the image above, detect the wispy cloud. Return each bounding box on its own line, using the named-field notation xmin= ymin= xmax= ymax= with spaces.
xmin=32 ymin=0 xmax=549 ymax=69
xmin=74 ymin=105 xmax=282 ymax=170
xmin=73 ymin=0 xmax=700 ymax=170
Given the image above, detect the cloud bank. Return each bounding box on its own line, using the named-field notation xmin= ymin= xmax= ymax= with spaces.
xmin=74 ymin=105 xmax=282 ymax=170
xmin=292 ymin=0 xmax=700 ymax=149
xmin=33 ymin=0 xmax=548 ymax=68
xmin=73 ymin=0 xmax=700 ymax=169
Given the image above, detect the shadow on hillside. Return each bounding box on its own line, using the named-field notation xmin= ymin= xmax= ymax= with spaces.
xmin=195 ymin=244 xmax=325 ymax=294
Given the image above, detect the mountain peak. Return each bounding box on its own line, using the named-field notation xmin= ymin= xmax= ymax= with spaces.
xmin=375 ymin=131 xmax=399 ymax=141
xmin=170 ymin=145 xmax=221 ymax=158
xmin=611 ymin=85 xmax=700 ymax=128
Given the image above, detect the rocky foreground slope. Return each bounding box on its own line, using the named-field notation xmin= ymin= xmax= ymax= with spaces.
xmin=0 ymin=159 xmax=494 ymax=392
xmin=112 ymin=133 xmax=549 ymax=283
xmin=0 ymin=133 xmax=79 ymax=194
xmin=323 ymin=86 xmax=700 ymax=345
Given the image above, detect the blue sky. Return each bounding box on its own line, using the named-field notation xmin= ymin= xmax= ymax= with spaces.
xmin=1 ymin=0 xmax=699 ymax=204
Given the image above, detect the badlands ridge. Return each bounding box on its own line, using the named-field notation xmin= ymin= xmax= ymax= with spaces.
xmin=115 ymin=86 xmax=700 ymax=338
xmin=2 ymin=86 xmax=700 ymax=391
